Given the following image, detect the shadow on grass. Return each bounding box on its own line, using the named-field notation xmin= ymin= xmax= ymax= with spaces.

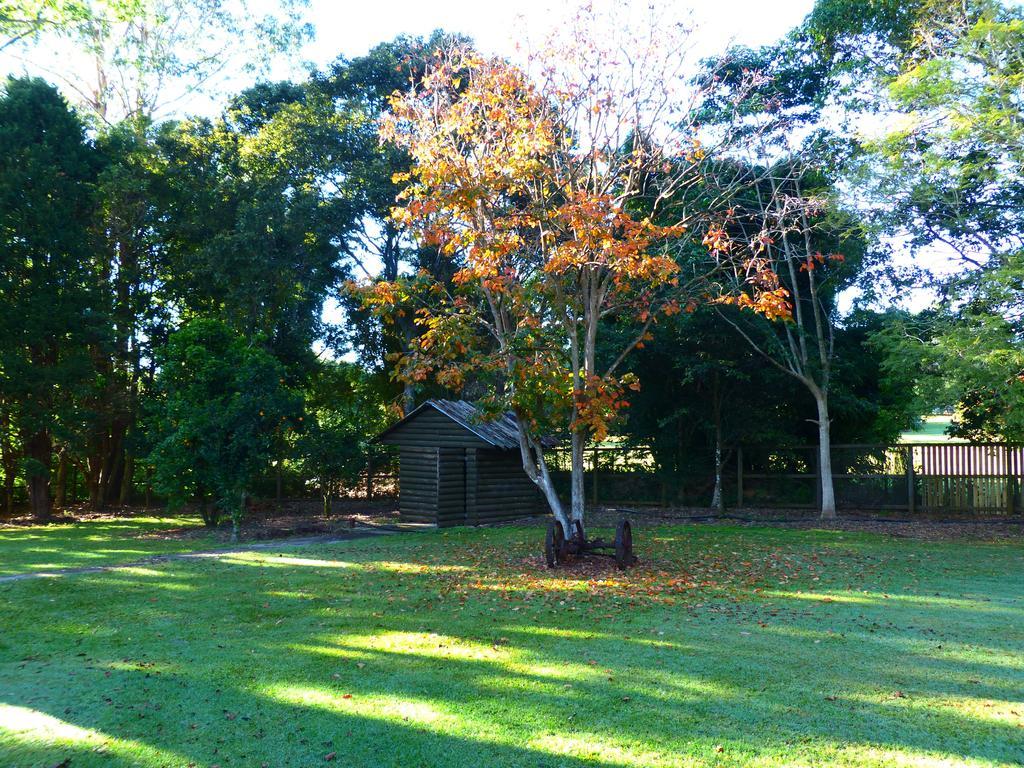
xmin=1 ymin=525 xmax=1022 ymax=767
xmin=0 ymin=517 xmax=213 ymax=576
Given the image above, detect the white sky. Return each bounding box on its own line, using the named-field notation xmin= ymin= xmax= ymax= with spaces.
xmin=301 ymin=0 xmax=814 ymax=66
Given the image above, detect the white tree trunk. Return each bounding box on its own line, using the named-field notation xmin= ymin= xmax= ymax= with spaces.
xmin=815 ymin=394 xmax=836 ymax=519
xmin=570 ymin=430 xmax=586 ymax=532
xmin=711 ymin=442 xmax=723 ymax=513
xmin=517 ymin=424 xmax=570 ymax=532
xmin=537 ymin=468 xmax=568 ymax=531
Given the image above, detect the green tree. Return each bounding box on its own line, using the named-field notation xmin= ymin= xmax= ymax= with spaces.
xmin=784 ymin=0 xmax=1024 ymax=440
xmin=0 ymin=77 xmax=102 ymax=520
xmin=150 ymin=319 xmax=299 ymax=540
xmin=3 ymin=0 xmax=312 ymax=124
xmin=155 ymin=82 xmax=354 ymax=374
xmin=0 ymin=1 xmax=93 ymax=50
xmin=313 ymin=32 xmax=468 ymax=411
xmin=697 ymin=24 xmax=889 ymax=518
xmin=611 ymin=306 xmax=803 ymax=510
xmin=297 ymin=362 xmax=391 ymax=516
xmin=875 ymin=261 xmax=1024 ymax=441
xmin=77 ymin=121 xmax=171 ymax=509
xmin=615 ymin=304 xmax=917 ymax=511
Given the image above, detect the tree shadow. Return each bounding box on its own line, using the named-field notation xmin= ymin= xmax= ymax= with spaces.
xmin=1 ymin=525 xmax=1022 ymax=767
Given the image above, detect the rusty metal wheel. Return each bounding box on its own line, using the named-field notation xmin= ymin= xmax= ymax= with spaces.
xmin=545 ymin=520 xmax=566 ymax=568
xmin=615 ymin=518 xmax=634 ymax=569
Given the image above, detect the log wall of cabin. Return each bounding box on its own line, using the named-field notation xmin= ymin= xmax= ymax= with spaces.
xmin=397 ymin=446 xmax=438 ymax=524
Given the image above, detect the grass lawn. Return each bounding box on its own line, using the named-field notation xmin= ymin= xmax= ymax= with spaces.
xmin=900 ymin=415 xmax=964 ymax=443
xmin=0 ymin=522 xmax=1021 ymax=767
xmin=0 ymin=516 xmax=217 ymax=576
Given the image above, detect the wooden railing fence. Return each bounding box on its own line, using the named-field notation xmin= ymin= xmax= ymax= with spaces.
xmin=547 ymin=442 xmax=1023 ymax=515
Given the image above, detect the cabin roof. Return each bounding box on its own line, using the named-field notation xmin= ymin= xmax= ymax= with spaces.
xmin=376 ymin=399 xmax=538 ymax=450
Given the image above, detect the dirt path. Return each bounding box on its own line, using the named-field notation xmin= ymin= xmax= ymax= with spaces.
xmin=0 ymin=527 xmax=403 ymax=584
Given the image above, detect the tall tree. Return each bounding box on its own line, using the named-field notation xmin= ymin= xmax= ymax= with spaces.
xmin=712 ymin=165 xmax=869 ymax=518
xmin=156 ymin=81 xmax=354 ymax=371
xmin=365 ymin=11 xmax=785 ymax=534
xmin=696 ymin=25 xmax=881 ymax=518
xmin=80 ymin=122 xmax=169 ymax=508
xmin=792 ymin=0 xmax=1024 ymax=440
xmin=0 ymin=77 xmax=102 ymax=519
xmin=3 ymin=0 xmax=312 ymax=124
xmin=313 ymin=32 xmax=469 ymax=411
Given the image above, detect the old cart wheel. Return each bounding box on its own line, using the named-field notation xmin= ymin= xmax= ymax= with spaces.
xmin=545 ymin=520 xmax=566 ymax=568
xmin=615 ymin=519 xmax=634 ymax=569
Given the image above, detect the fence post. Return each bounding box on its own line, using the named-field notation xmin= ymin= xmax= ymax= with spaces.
xmin=365 ymin=458 xmax=373 ymax=500
xmin=736 ymin=447 xmax=743 ymax=508
xmin=591 ymin=446 xmax=599 ymax=507
xmin=906 ymin=445 xmax=915 ymax=515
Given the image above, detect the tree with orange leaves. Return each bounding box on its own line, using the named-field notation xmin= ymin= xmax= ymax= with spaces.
xmin=361 ymin=7 xmax=784 ymax=535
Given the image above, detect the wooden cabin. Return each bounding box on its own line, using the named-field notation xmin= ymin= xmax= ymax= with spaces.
xmin=376 ymin=399 xmax=546 ymax=527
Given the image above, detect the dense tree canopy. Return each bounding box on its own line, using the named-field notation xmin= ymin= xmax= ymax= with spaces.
xmin=0 ymin=77 xmax=101 ymax=519
xmin=0 ymin=1 xmax=1019 ymax=526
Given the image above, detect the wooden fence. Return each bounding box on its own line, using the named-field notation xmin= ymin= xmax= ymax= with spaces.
xmin=737 ymin=443 xmax=1022 ymax=514
xmin=548 ymin=442 xmax=1023 ymax=516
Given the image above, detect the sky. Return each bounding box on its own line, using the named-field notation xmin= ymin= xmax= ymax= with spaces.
xmin=300 ymin=0 xmax=815 ymax=67
xmin=0 ymin=0 xmax=817 ymax=128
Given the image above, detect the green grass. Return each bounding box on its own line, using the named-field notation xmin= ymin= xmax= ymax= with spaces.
xmin=0 ymin=516 xmax=217 ymax=576
xmin=901 ymin=415 xmax=964 ymax=443
xmin=1 ymin=522 xmax=1022 ymax=767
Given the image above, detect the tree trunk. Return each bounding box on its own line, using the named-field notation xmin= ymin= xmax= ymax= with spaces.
xmin=1 ymin=414 xmax=17 ymax=517
xmin=323 ymin=489 xmax=331 ymax=517
xmin=54 ymin=449 xmax=68 ymax=509
xmin=275 ymin=461 xmax=283 ymax=507
xmin=25 ymin=430 xmax=52 ymax=521
xmin=570 ymin=429 xmax=586 ymax=532
xmin=815 ymin=393 xmax=836 ymax=519
xmin=711 ymin=380 xmax=725 ymax=513
xmin=100 ymin=427 xmax=126 ymax=508
xmin=3 ymin=471 xmax=13 ymax=516
xmin=536 ymin=469 xmax=568 ymax=532
xmin=711 ymin=441 xmax=724 ymax=514
xmin=517 ymin=425 xmax=569 ymax=533
xmin=85 ymin=457 xmax=101 ymax=510
xmin=118 ymin=453 xmax=134 ymax=506
xmin=231 ymin=491 xmax=245 ymax=543
xmin=403 ymin=382 xmax=415 ymax=415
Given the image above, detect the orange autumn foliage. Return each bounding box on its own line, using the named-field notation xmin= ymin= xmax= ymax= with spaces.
xmin=361 ymin=38 xmax=789 ymax=450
